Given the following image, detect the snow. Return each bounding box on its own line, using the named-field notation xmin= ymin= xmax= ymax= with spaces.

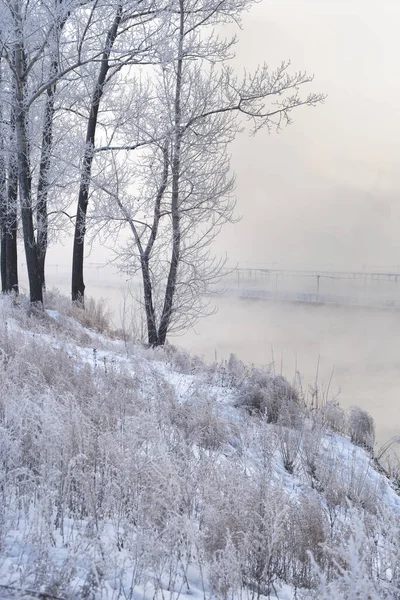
xmin=0 ymin=295 xmax=398 ymax=599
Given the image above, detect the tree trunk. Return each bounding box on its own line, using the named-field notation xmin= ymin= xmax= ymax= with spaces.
xmin=14 ymin=43 xmax=42 ymax=305
xmin=72 ymin=5 xmax=122 ymax=304
xmin=157 ymin=0 xmax=184 ymax=346
xmin=140 ymin=142 xmax=169 ymax=346
xmin=5 ymin=128 xmax=19 ymax=294
xmin=0 ymin=204 xmax=6 ymax=291
xmin=5 ymin=221 xmax=18 ymax=294
xmin=36 ymin=2 xmax=69 ymax=292
xmin=141 ymin=257 xmax=159 ymax=346
xmin=0 ymin=235 xmax=6 ymax=293
xmin=0 ymin=99 xmax=6 ymax=293
xmin=157 ymin=180 xmax=181 ymax=346
xmin=16 ymin=109 xmax=42 ymax=304
xmin=36 ymin=66 xmax=57 ymax=291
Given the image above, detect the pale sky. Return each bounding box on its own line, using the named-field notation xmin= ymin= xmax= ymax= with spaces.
xmin=220 ymin=0 xmax=400 ymax=269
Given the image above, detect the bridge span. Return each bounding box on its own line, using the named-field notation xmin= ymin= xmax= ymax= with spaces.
xmin=220 ymin=266 xmax=400 ymax=310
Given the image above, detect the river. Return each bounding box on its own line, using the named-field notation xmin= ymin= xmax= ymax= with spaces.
xmin=171 ymin=296 xmax=400 ymax=448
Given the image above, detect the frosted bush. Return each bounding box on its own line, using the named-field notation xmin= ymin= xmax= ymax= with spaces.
xmin=202 ymin=458 xmax=290 ymax=598
xmin=321 ymin=398 xmax=347 ymax=434
xmin=70 ymin=296 xmax=112 ymax=333
xmin=209 ymin=535 xmax=243 ymax=600
xmin=250 ymin=417 xmax=277 ymax=474
xmin=239 ymin=370 xmax=303 ymax=427
xmin=283 ymin=491 xmax=328 ymax=589
xmin=348 ymin=406 xmax=375 ymax=451
xmin=277 ymin=425 xmax=302 ymax=474
xmin=221 ymin=353 xmax=247 ymax=387
xmin=159 ymin=343 xmax=205 ymax=373
xmin=300 ymin=426 xmax=323 ymax=484
xmin=44 ymin=287 xmax=72 ymax=315
xmin=171 ymin=392 xmax=232 ymax=450
xmin=345 ymin=451 xmax=382 ymax=514
xmin=309 ymin=508 xmax=400 ymax=600
xmin=240 ymin=478 xmax=289 ymax=596
xmin=202 ymin=462 xmax=250 ymax=557
xmin=317 ymin=461 xmax=347 ymax=536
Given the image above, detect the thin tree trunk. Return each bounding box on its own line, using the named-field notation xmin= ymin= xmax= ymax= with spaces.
xmin=5 ymin=163 xmax=18 ymax=294
xmin=140 ymin=142 xmax=169 ymax=346
xmin=157 ymin=170 xmax=181 ymax=345
xmin=0 ymin=236 xmax=6 ymax=293
xmin=16 ymin=111 xmax=42 ymax=304
xmin=4 ymin=104 xmax=19 ymax=294
xmin=0 ymin=60 xmax=7 ymax=292
xmin=141 ymin=257 xmax=159 ymax=346
xmin=157 ymin=0 xmax=184 ymax=346
xmin=71 ymin=4 xmax=122 ymax=304
xmin=14 ymin=41 xmax=42 ymax=305
xmin=36 ymin=3 xmax=68 ymax=292
xmin=36 ymin=66 xmax=57 ymax=291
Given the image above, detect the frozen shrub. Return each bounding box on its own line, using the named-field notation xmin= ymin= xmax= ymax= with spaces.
xmin=284 ymin=491 xmax=328 ymax=589
xmin=159 ymin=343 xmax=205 ymax=373
xmin=171 ymin=393 xmax=232 ymax=450
xmin=316 ymin=444 xmax=380 ymax=519
xmin=251 ymin=417 xmax=277 ymax=473
xmin=223 ymin=353 xmax=247 ymax=387
xmin=348 ymin=406 xmax=375 ymax=452
xmin=382 ymin=450 xmax=400 ymax=489
xmin=203 ymin=457 xmax=289 ymax=599
xmin=320 ymin=398 xmax=347 ymax=434
xmin=241 ymin=479 xmax=289 ymax=597
xmin=70 ymin=296 xmax=112 ymax=333
xmin=239 ymin=370 xmax=303 ymax=427
xmin=309 ymin=508 xmax=400 ymax=600
xmin=209 ymin=535 xmax=243 ymax=600
xmin=44 ymin=287 xmax=72 ymax=315
xmin=202 ymin=462 xmax=250 ymax=557
xmin=317 ymin=459 xmax=347 ymax=534
xmin=277 ymin=425 xmax=302 ymax=474
xmin=345 ymin=451 xmax=382 ymax=514
xmin=300 ymin=427 xmax=323 ymax=484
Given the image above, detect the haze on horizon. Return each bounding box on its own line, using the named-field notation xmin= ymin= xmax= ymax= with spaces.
xmin=222 ymin=0 xmax=400 ymax=271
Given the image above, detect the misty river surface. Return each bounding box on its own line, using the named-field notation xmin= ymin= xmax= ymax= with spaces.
xmin=171 ymin=296 xmax=400 ymax=447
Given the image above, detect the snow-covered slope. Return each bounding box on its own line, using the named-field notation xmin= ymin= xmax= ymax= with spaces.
xmin=0 ymin=294 xmax=398 ymax=600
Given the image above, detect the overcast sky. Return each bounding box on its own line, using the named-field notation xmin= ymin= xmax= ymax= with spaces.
xmin=218 ymin=0 xmax=400 ymax=269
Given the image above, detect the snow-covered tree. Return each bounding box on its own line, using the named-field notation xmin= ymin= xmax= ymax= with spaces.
xmin=0 ymin=0 xmax=127 ymax=303
xmin=71 ymin=0 xmax=163 ymax=305
xmin=90 ymin=0 xmax=324 ymax=345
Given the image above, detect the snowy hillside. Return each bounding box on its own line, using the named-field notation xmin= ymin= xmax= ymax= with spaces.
xmin=0 ymin=292 xmax=398 ymax=600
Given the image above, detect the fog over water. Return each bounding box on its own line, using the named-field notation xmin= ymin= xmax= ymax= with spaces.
xmin=175 ymin=295 xmax=400 ymax=446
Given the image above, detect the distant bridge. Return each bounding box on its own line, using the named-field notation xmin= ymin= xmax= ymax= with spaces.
xmin=225 ymin=267 xmax=400 ymax=288
xmin=220 ymin=267 xmax=400 ymax=310
xmin=222 ymin=287 xmax=400 ymax=310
